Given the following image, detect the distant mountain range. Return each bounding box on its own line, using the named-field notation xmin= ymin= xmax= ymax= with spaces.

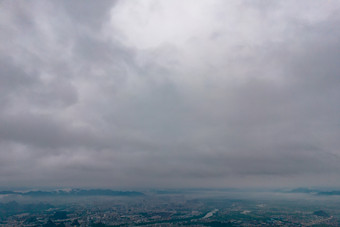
xmin=0 ymin=189 xmax=144 ymax=197
xmin=290 ymin=188 xmax=340 ymax=196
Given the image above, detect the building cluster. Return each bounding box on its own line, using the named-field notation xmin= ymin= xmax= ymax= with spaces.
xmin=1 ymin=195 xmax=340 ymax=226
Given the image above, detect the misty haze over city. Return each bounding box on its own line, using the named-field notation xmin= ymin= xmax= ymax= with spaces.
xmin=1 ymin=0 xmax=340 ymax=190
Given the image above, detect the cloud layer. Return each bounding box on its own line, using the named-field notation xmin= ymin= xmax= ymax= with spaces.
xmin=1 ymin=0 xmax=340 ymax=188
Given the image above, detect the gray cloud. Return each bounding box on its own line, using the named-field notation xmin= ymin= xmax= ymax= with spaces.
xmin=1 ymin=0 xmax=340 ymax=189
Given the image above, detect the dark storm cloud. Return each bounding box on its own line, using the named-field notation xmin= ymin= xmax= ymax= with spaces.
xmin=1 ymin=0 xmax=340 ymax=188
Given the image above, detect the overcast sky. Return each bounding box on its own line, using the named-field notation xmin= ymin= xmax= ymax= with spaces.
xmin=1 ymin=0 xmax=340 ymax=189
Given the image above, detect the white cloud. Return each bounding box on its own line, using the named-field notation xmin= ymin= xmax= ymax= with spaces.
xmin=1 ymin=0 xmax=340 ymax=188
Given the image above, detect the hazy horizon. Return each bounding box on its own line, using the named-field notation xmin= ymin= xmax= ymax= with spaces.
xmin=1 ymin=0 xmax=340 ymax=189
